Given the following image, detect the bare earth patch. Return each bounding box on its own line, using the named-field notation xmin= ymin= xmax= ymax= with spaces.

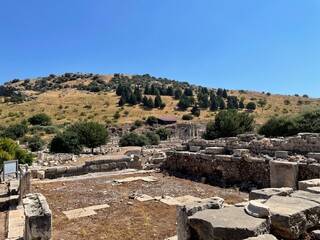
xmin=31 ymin=172 xmax=247 ymax=240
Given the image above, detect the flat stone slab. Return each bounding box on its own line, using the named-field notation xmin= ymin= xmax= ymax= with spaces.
xmin=63 ymin=204 xmax=110 ymax=220
xmin=159 ymin=195 xmax=201 ymax=206
xmin=245 ymin=234 xmax=278 ymax=240
xmin=290 ymin=190 xmax=320 ymax=204
xmin=265 ymin=195 xmax=320 ymax=239
xmin=270 ymin=160 xmax=298 ymax=189
xmin=307 ymin=186 xmax=320 ymax=194
xmin=188 ymin=206 xmax=270 ymax=240
xmin=249 ymin=187 xmax=293 ymax=200
xmin=204 ymin=147 xmax=225 ymax=154
xmin=136 ymin=194 xmax=155 ymax=202
xmin=299 ymin=178 xmax=320 ymax=191
xmin=114 ymin=176 xmax=157 ymax=183
xmin=7 ymin=208 xmax=25 ymax=239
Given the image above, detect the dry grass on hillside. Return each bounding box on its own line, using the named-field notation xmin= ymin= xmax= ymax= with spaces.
xmin=0 ymin=88 xmax=318 ymax=127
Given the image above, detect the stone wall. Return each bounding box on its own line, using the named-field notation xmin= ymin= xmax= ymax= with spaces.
xmin=163 ymin=133 xmax=320 ymax=189
xmin=35 ymin=156 xmax=142 ymax=179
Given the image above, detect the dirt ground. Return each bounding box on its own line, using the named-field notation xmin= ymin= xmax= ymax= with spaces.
xmin=0 ymin=183 xmax=8 ymax=240
xmin=32 ymin=172 xmax=248 ymax=240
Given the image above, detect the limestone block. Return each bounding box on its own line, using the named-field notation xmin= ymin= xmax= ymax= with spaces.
xmin=66 ymin=166 xmax=78 ymax=174
xmin=306 ymin=186 xmax=320 ymax=194
xmin=23 ymin=193 xmax=52 ymax=240
xmin=37 ymin=171 xmax=45 ymax=180
xmin=249 ymin=188 xmax=293 ymax=200
xmin=233 ymin=149 xmax=250 ymax=157
xmin=88 ymin=164 xmax=100 ymax=172
xmin=244 ymin=200 xmax=271 ymax=218
xmin=189 ymin=146 xmax=201 ymax=152
xmin=55 ymin=167 xmax=66 ymax=175
xmin=265 ymin=195 xmax=320 ymax=239
xmin=215 ymin=155 xmax=232 ymax=161
xmin=274 ymin=151 xmax=288 ymax=159
xmin=290 ymin=190 xmax=320 ymax=204
xmin=204 ymin=147 xmax=225 ymax=154
xmin=270 ymin=160 xmax=298 ymax=189
xmin=308 ymin=152 xmax=320 ymax=161
xmin=298 ymin=178 xmax=320 ymax=191
xmin=177 ymin=197 xmax=224 ymax=240
xmin=175 ymin=145 xmax=188 ymax=151
xmin=307 ymin=163 xmax=320 ymax=174
xmin=245 ymin=234 xmax=278 ymax=240
xmin=188 ymin=206 xmax=270 ymax=240
xmin=311 ymin=230 xmax=320 ymax=240
xmin=100 ymin=163 xmax=110 ymax=170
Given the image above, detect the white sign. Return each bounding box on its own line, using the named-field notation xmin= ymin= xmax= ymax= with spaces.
xmin=3 ymin=160 xmax=18 ymax=182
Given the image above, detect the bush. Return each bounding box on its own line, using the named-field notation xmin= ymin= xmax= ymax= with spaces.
xmin=155 ymin=127 xmax=171 ymax=140
xmin=258 ymin=116 xmax=298 ymax=137
xmin=113 ymin=111 xmax=120 ymax=120
xmin=28 ymin=136 xmax=45 ymax=152
xmin=246 ymin=102 xmax=256 ymax=110
xmin=119 ymin=132 xmax=149 ymax=146
xmin=182 ymin=114 xmax=194 ymax=120
xmin=203 ymin=110 xmax=254 ymax=139
xmin=133 ymin=120 xmax=143 ymax=127
xmin=2 ymin=123 xmax=28 ymax=140
xmin=0 ymin=138 xmax=33 ymax=165
xmin=50 ymin=132 xmax=83 ymax=154
xmin=296 ymin=109 xmax=320 ymax=133
xmin=146 ymin=131 xmax=160 ymax=145
xmin=28 ymin=113 xmax=52 ymax=126
xmin=146 ymin=116 xmax=158 ymax=125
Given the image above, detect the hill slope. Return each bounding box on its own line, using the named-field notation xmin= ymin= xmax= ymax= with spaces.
xmin=0 ymin=73 xmax=319 ymax=127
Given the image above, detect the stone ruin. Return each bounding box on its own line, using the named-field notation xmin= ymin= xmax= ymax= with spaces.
xmin=163 ymin=133 xmax=320 ymax=190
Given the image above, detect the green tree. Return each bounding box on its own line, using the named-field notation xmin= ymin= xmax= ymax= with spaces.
xmin=119 ymin=132 xmax=149 ymax=146
xmin=239 ymin=100 xmax=245 ymax=109
xmin=222 ymin=89 xmax=228 ymax=98
xmin=28 ymin=113 xmax=52 ymax=126
xmin=118 ymin=96 xmax=126 ymax=106
xmin=210 ymin=96 xmax=219 ymax=111
xmin=155 ymin=127 xmax=171 ymax=140
xmin=50 ymin=132 xmax=83 ymax=154
xmin=2 ymin=123 xmax=28 ymax=140
xmin=174 ymin=89 xmax=182 ymax=100
xmin=146 ymin=116 xmax=158 ymax=125
xmin=191 ymin=105 xmax=200 ymax=117
xmin=219 ymin=97 xmax=225 ymax=110
xmin=67 ymin=122 xmax=108 ymax=153
xmin=0 ymin=138 xmax=33 ymax=165
xmin=146 ymin=131 xmax=160 ymax=145
xmin=28 ymin=136 xmax=45 ymax=152
xmin=203 ymin=110 xmax=254 ymax=139
xmin=182 ymin=114 xmax=194 ymax=120
xmin=258 ymin=116 xmax=298 ymax=137
xmin=154 ymin=94 xmax=162 ymax=108
xmin=246 ymin=102 xmax=256 ymax=111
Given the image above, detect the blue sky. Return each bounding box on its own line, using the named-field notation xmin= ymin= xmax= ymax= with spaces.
xmin=1 ymin=0 xmax=319 ymax=97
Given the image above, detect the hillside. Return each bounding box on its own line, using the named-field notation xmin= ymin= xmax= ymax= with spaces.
xmin=0 ymin=73 xmax=319 ymax=128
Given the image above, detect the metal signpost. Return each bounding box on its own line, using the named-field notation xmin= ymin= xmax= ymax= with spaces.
xmin=3 ymin=160 xmax=19 ymax=182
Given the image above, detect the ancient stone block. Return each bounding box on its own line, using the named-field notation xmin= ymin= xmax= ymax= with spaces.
xmin=265 ymin=195 xmax=320 ymax=239
xmin=306 ymin=186 xmax=320 ymax=194
xmin=298 ymin=178 xmax=320 ymax=191
xmin=175 ymin=145 xmax=188 ymax=151
xmin=189 ymin=146 xmax=201 ymax=152
xmin=244 ymin=200 xmax=270 ymax=218
xmin=215 ymin=155 xmax=232 ymax=161
xmin=204 ymin=147 xmax=225 ymax=154
xmin=270 ymin=160 xmax=298 ymax=189
xmin=291 ymin=190 xmax=320 ymax=204
xmin=23 ymin=193 xmax=52 ymax=240
xmin=244 ymin=234 xmax=278 ymax=240
xmin=233 ymin=149 xmax=250 ymax=157
xmin=308 ymin=152 xmax=320 ymax=161
xmin=36 ymin=171 xmax=45 ymax=180
xmin=188 ymin=206 xmax=270 ymax=240
xmin=249 ymin=187 xmax=293 ymax=200
xmin=307 ymin=163 xmax=320 ymax=174
xmin=274 ymin=151 xmax=288 ymax=159
xmin=177 ymin=197 xmax=224 ymax=240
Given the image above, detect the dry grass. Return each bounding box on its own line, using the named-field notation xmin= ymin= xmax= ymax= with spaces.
xmin=0 ymin=87 xmax=318 ymax=128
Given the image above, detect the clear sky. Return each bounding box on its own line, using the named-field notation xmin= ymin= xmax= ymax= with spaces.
xmin=1 ymin=0 xmax=319 ymax=97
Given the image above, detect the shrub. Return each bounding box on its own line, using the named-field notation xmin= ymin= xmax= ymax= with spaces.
xmin=0 ymin=138 xmax=33 ymax=165
xmin=182 ymin=114 xmax=194 ymax=120
xmin=28 ymin=113 xmax=52 ymax=126
xmin=134 ymin=120 xmax=143 ymax=127
xmin=119 ymin=132 xmax=149 ymax=146
xmin=203 ymin=110 xmax=254 ymax=139
xmin=113 ymin=111 xmax=120 ymax=120
xmin=258 ymin=116 xmax=298 ymax=137
xmin=284 ymin=99 xmax=291 ymax=105
xmin=246 ymin=102 xmax=256 ymax=110
xmin=146 ymin=131 xmax=160 ymax=145
xmin=2 ymin=123 xmax=28 ymax=140
xmin=146 ymin=116 xmax=158 ymax=125
xmin=155 ymin=127 xmax=171 ymax=140
xmin=28 ymin=136 xmax=45 ymax=152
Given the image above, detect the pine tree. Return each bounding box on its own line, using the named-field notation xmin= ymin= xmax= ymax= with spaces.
xmin=239 ymin=100 xmax=245 ymax=109
xmin=222 ymin=89 xmax=228 ymax=98
xmin=191 ymin=105 xmax=200 ymax=117
xmin=142 ymin=96 xmax=148 ymax=107
xmin=134 ymin=86 xmax=142 ymax=102
xmin=154 ymin=94 xmax=162 ymax=108
xmin=210 ymin=96 xmax=219 ymax=111
xmin=129 ymin=93 xmax=137 ymax=105
xmin=174 ymin=89 xmax=182 ymax=99
xmin=147 ymin=97 xmax=154 ymax=108
xmin=116 ymin=84 xmax=124 ymax=96
xmin=219 ymin=97 xmax=225 ymax=110
xmin=118 ymin=96 xmax=126 ymax=106
xmin=166 ymin=86 xmax=174 ymax=96
xmin=144 ymin=85 xmax=150 ymax=95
